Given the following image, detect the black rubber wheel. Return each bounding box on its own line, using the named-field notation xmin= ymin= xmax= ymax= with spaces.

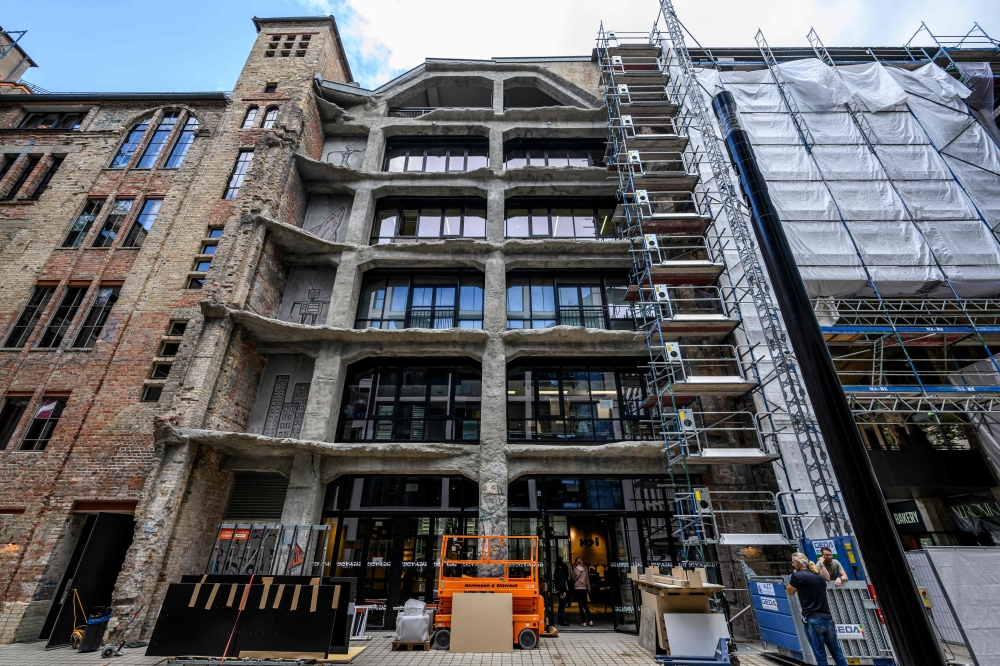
xmin=518 ymin=628 xmax=537 ymax=650
xmin=433 ymin=628 xmax=451 ymax=650
xmin=730 ymin=656 xmax=740 ymax=666
xmin=100 ymin=646 xmax=116 ymax=658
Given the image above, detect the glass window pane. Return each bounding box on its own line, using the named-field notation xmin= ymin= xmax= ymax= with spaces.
xmin=405 ymin=149 xmax=425 ymax=172
xmin=375 ymin=211 xmax=397 ymax=243
xmin=463 ymin=209 xmax=486 ymax=238
xmin=506 ymin=149 xmax=527 ymax=170
xmin=574 ymin=209 xmax=596 ymax=238
xmin=530 ymin=283 xmax=556 ymax=315
xmin=417 ymin=209 xmax=441 ymax=237
xmin=443 ymin=208 xmax=462 ymax=236
xmin=425 ymin=146 xmax=447 ymax=172
xmin=547 ymin=149 xmax=569 ymax=168
xmin=386 ymin=147 xmax=406 ymax=172
xmin=466 ymin=146 xmax=488 ymax=171
xmin=551 ymin=209 xmax=574 ymax=237
xmin=446 ymin=148 xmax=465 ymax=172
xmin=597 ymin=209 xmax=617 ymax=237
xmin=398 ymin=209 xmax=418 ymax=237
xmin=568 ymin=149 xmax=591 ymax=167
xmin=506 ymin=210 xmax=529 ymax=238
xmin=530 ymin=209 xmax=550 ymax=236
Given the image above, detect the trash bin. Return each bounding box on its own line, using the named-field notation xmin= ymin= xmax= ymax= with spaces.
xmin=79 ymin=606 xmax=112 ymax=653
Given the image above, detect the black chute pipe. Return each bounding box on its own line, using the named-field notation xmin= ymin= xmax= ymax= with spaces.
xmin=711 ymin=90 xmax=944 ymax=666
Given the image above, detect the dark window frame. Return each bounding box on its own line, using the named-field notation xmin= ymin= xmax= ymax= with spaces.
xmin=223 ymin=149 xmax=254 ymax=199
xmin=136 ymin=111 xmax=180 ymax=169
xmin=1 ymin=154 xmax=40 ymax=201
xmin=62 ymin=198 xmax=106 ymax=248
xmin=261 ymin=107 xmax=279 ymax=129
xmin=3 ymin=286 xmax=56 ymax=349
xmin=0 ymin=396 xmax=31 ymax=450
xmin=241 ymin=107 xmax=259 ymax=129
xmin=371 ymin=197 xmax=487 ymax=244
xmin=503 ymin=138 xmax=605 ymax=169
xmin=27 ymin=156 xmax=63 ymax=200
xmin=36 ymin=286 xmax=88 ymax=349
xmin=355 ymin=269 xmax=485 ymax=330
xmin=506 ymin=270 xmax=632 ymax=330
xmin=18 ymin=112 xmax=84 ymax=130
xmin=121 ymin=198 xmax=162 ymax=248
xmin=337 ymin=359 xmax=482 ymax=443
xmin=19 ymin=396 xmax=68 ymax=451
xmin=504 ymin=197 xmax=618 ymax=240
xmin=111 ymin=117 xmax=151 ymax=169
xmin=164 ymin=116 xmax=198 ymax=168
xmin=383 ymin=137 xmax=489 ymax=173
xmin=91 ymin=198 xmax=135 ymax=248
xmin=71 ymin=285 xmax=120 ymax=349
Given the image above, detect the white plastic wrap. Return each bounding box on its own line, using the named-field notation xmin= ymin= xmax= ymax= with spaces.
xmin=718 ymin=59 xmax=1000 ymax=298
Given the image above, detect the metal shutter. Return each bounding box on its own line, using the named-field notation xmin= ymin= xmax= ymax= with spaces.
xmin=224 ymin=472 xmax=288 ymax=521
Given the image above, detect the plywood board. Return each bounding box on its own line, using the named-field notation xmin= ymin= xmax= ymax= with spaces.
xmin=662 ymin=612 xmax=729 ymax=657
xmin=450 ymin=593 xmax=513 ymax=653
xmin=641 ymin=590 xmax=668 ymax=651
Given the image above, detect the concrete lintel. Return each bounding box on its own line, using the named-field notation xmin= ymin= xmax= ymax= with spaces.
xmin=221 ymin=455 xmax=294 ymax=476
xmin=503 ymin=327 xmax=646 ymax=360
xmin=506 ymin=440 xmax=667 ymax=479
xmin=354 ymin=240 xmax=495 ymax=271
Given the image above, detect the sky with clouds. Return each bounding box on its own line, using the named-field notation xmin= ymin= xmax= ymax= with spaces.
xmin=4 ymin=0 xmax=998 ymax=92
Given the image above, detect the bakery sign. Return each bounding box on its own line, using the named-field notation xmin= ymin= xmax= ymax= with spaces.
xmin=889 ymin=501 xmax=927 ymax=536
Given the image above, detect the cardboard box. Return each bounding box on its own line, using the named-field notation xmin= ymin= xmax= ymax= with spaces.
xmin=449 ymin=593 xmax=513 ymax=653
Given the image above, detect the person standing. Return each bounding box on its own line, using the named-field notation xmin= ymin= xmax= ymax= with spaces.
xmin=554 ymin=558 xmax=570 ymax=627
xmin=817 ymin=548 xmax=848 ymax=587
xmin=787 ymin=552 xmax=848 ymax=666
xmin=571 ymin=557 xmax=593 ymax=627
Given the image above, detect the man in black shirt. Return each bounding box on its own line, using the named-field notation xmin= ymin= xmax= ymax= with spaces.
xmin=787 ymin=552 xmax=849 ymax=666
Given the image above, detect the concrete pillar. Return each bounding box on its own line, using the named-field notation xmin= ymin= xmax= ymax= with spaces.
xmin=280 ymin=453 xmax=326 ymax=525
xmin=298 ymin=341 xmax=347 ymax=442
xmin=483 ymin=253 xmax=506 ymax=333
xmin=488 ymin=128 xmax=504 ymax=177
xmin=493 ymin=79 xmax=504 ymax=115
xmin=343 ymin=190 xmax=372 ymax=246
xmin=326 ymin=250 xmax=361 ymax=328
xmin=477 ymin=337 xmax=508 ymax=535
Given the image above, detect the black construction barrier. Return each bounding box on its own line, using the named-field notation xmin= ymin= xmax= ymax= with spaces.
xmin=145 ymin=575 xmax=356 ymax=659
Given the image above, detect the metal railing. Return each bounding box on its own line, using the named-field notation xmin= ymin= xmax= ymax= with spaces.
xmin=606 ymin=149 xmax=702 ymax=180
xmin=633 ymin=234 xmax=724 ymax=266
xmin=632 ymin=285 xmax=733 ymax=326
xmin=648 ymin=344 xmax=752 ymax=388
xmin=657 ymin=410 xmax=772 ymax=462
xmin=815 ymin=298 xmax=1000 ymax=329
xmin=507 ymin=305 xmax=634 ymax=330
xmin=356 ymin=306 xmax=483 ymax=330
xmin=338 ymin=417 xmax=480 ymax=443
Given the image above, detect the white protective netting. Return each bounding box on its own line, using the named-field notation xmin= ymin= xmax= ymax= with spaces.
xmin=701 ymin=60 xmax=1000 ymax=299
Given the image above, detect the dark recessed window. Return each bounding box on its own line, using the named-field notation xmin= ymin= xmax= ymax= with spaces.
xmin=0 ymin=155 xmax=16 ymax=181
xmin=0 ymin=397 xmax=31 ymax=450
xmin=337 ymin=359 xmax=482 ymax=443
xmin=371 ymin=198 xmax=486 ymax=244
xmin=506 ymin=361 xmax=654 ymax=442
xmin=505 ymin=198 xmax=617 ymax=239
xmin=19 ymin=396 xmax=67 ymax=451
xmin=141 ymin=385 xmax=162 ymax=402
xmin=165 ymin=116 xmax=198 ymax=168
xmin=1 ymin=154 xmax=40 ymax=201
xmin=264 ymin=83 xmax=277 ymax=93
xmin=223 ymin=150 xmax=254 ymax=199
xmin=159 ymin=341 xmax=180 ymax=356
xmin=193 ymin=260 xmax=212 ymax=272
xmin=186 ymin=278 xmax=204 ymax=290
xmin=504 ymin=138 xmax=605 ymax=169
xmin=91 ymin=198 xmax=133 ymax=248
xmin=63 ymin=199 xmax=105 ymax=247
xmin=36 ymin=287 xmax=88 ymax=349
xmin=3 ymin=286 xmax=55 ymax=349
xmin=19 ymin=112 xmax=83 ymax=130
xmin=137 ymin=111 xmax=179 ymax=168
xmin=261 ymin=107 xmax=278 ymax=129
xmin=201 ymin=242 xmax=217 ymax=255
xmin=167 ymin=320 xmax=188 ymax=336
xmin=71 ymin=286 xmax=120 ymax=349
xmin=506 ymin=271 xmax=631 ymax=330
xmin=384 ymin=137 xmax=488 ymax=173
xmin=111 ymin=117 xmax=151 ymax=168
xmin=356 ymin=270 xmax=485 ymax=330
xmin=121 ymin=199 xmax=162 ymax=248
xmin=150 ymin=363 xmax=172 ymax=379
xmin=27 ymin=156 xmax=63 ymax=200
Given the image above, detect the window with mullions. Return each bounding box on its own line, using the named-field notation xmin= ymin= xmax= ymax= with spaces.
xmin=384 ymin=137 xmax=489 ymax=173
xmin=36 ymin=286 xmax=88 ymax=349
xmin=261 ymin=107 xmax=279 ymax=129
xmin=63 ymin=199 xmax=105 ymax=248
xmin=19 ymin=112 xmax=84 ymax=130
xmin=356 ymin=271 xmax=484 ymax=330
xmin=506 ymin=271 xmax=631 ymax=330
xmin=224 ymin=150 xmax=254 ymax=199
xmin=0 ymin=396 xmax=31 ymax=450
xmin=121 ymin=199 xmax=162 ymax=248
xmin=165 ymin=117 xmax=198 ymax=168
xmin=111 ymin=117 xmax=151 ymax=168
xmin=337 ymin=360 xmax=482 ymax=443
xmin=137 ymin=112 xmax=179 ymax=168
xmin=371 ymin=198 xmax=486 ymax=244
xmin=91 ymin=198 xmax=133 ymax=248
xmin=507 ymin=361 xmax=654 ymax=442
xmin=505 ymin=198 xmax=617 ymax=239
xmin=72 ymin=286 xmax=120 ymax=349
xmin=241 ymin=107 xmax=258 ymax=129
xmin=19 ymin=397 xmax=67 ymax=451
xmin=504 ymin=138 xmax=605 ymax=169
xmin=3 ymin=286 xmax=55 ymax=349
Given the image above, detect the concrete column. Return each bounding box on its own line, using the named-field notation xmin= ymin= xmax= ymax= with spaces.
xmin=477 ymin=337 xmax=508 ymax=536
xmin=486 ymin=184 xmax=505 ymax=244
xmin=488 ymin=128 xmax=504 ymax=177
xmin=326 ymin=249 xmax=361 ymax=328
xmin=492 ymin=79 xmax=504 ymax=115
xmin=280 ymin=453 xmax=326 ymax=524
xmin=298 ymin=341 xmax=347 ymax=442
xmin=344 ymin=190 xmax=373 ymax=246
xmin=361 ymin=128 xmax=384 ymax=173
xmin=483 ymin=253 xmax=507 ymax=333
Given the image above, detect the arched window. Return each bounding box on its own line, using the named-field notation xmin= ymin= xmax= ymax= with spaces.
xmin=165 ymin=116 xmax=199 ymax=168
xmin=137 ymin=111 xmax=180 ymax=168
xmin=242 ymin=107 xmax=258 ymax=129
xmin=111 ymin=117 xmax=152 ymax=169
xmin=261 ymin=107 xmax=279 ymax=129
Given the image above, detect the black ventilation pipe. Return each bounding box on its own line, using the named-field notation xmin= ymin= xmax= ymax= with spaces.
xmin=711 ymin=89 xmax=944 ymax=666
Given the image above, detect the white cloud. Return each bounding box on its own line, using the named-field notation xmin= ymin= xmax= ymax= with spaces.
xmin=310 ymin=0 xmax=1000 ymax=89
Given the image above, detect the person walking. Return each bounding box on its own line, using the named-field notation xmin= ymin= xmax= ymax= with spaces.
xmin=554 ymin=558 xmax=570 ymax=626
xmin=571 ymin=557 xmax=593 ymax=626
xmin=816 ymin=548 xmax=848 ymax=587
xmin=787 ymin=552 xmax=848 ymax=666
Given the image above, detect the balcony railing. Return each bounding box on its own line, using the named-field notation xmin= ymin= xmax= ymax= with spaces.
xmin=356 ymin=306 xmax=483 ymax=330
xmin=387 ymin=107 xmax=437 ymax=118
xmin=338 ymin=417 xmax=480 ymax=442
xmin=507 ymin=305 xmax=634 ymax=330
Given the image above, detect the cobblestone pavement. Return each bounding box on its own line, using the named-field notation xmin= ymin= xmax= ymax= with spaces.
xmin=0 ymin=635 xmax=776 ymax=666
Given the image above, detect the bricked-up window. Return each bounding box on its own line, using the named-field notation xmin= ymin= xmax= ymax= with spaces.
xmin=91 ymin=198 xmax=133 ymax=248
xmin=111 ymin=117 xmax=151 ymax=168
xmin=121 ymin=199 xmax=162 ymax=248
xmin=261 ymin=107 xmax=278 ymax=129
xmin=165 ymin=117 xmax=198 ymax=168
xmin=0 ymin=397 xmax=31 ymax=450
xmin=19 ymin=397 xmax=67 ymax=451
xmin=242 ymin=107 xmax=258 ymax=129
xmin=19 ymin=112 xmax=83 ymax=130
xmin=71 ymin=286 xmax=120 ymax=349
xmin=63 ymin=199 xmax=105 ymax=247
xmin=3 ymin=286 xmax=55 ymax=349
xmin=1 ymin=154 xmax=40 ymax=201
xmin=36 ymin=287 xmax=88 ymax=349
xmin=371 ymin=198 xmax=487 ymax=244
xmin=223 ymin=150 xmax=254 ymax=199
xmin=137 ymin=111 xmax=179 ymax=168
xmin=27 ymin=156 xmax=63 ymax=201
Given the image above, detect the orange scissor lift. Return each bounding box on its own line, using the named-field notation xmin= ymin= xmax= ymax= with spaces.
xmin=433 ymin=535 xmax=544 ymax=650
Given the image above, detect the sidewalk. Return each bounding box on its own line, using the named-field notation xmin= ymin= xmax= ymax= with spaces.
xmin=0 ymin=634 xmax=776 ymax=666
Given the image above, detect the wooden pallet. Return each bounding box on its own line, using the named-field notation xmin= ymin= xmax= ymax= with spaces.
xmin=392 ymin=640 xmax=432 ymax=651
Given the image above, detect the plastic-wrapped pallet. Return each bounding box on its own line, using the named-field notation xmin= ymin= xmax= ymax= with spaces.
xmin=395 ymin=599 xmax=433 ymax=643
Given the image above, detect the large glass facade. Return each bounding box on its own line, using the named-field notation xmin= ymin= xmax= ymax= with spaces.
xmin=371 ymin=198 xmax=486 ymax=244
xmin=322 ymin=475 xmax=479 ymax=629
xmin=384 ymin=137 xmax=489 ymax=173
xmin=355 ymin=270 xmax=484 ymax=329
xmin=505 ymin=198 xmax=617 ymax=239
xmin=506 ymin=270 xmax=631 ymax=330
xmin=337 ymin=359 xmax=482 ymax=442
xmin=503 ymin=138 xmax=605 ymax=169
xmin=507 ymin=360 xmax=655 ymax=442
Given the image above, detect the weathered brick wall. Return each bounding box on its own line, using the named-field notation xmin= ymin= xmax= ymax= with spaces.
xmin=245 ymin=235 xmax=287 ymax=318
xmin=203 ymin=327 xmax=266 ymax=434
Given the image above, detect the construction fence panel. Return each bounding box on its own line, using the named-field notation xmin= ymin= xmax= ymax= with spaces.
xmin=904 ymin=549 xmax=964 ymax=645
xmin=925 ymin=546 xmax=1000 ymax=664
